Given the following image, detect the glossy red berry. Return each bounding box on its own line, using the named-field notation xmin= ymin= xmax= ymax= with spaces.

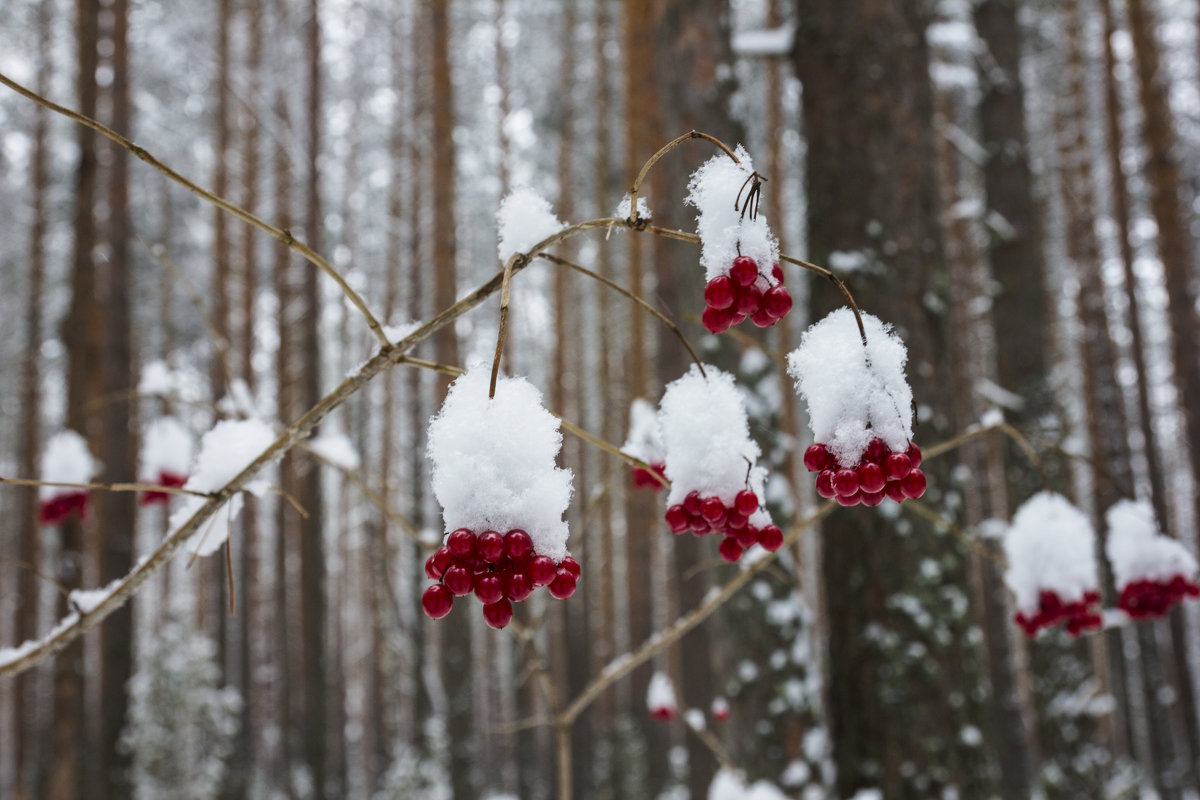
xmin=864 ymin=438 xmax=888 ymax=464
xmin=758 ymin=525 xmax=784 ymax=552
xmin=718 ymin=537 xmax=743 ymax=563
xmin=734 ymin=490 xmax=759 ymax=516
xmin=763 ymin=286 xmax=792 ymax=318
xmin=735 ymin=526 xmax=758 ymax=549
xmin=884 ymin=481 xmax=907 ymax=503
xmin=684 ymin=491 xmax=703 ymax=516
xmin=421 ymin=584 xmax=454 ymax=619
xmin=730 ymin=256 xmax=758 ymax=287
xmin=858 ymin=462 xmax=886 ymax=494
xmin=503 ymin=571 xmax=533 ymax=602
xmin=704 ymin=276 xmax=735 ymax=309
xmin=505 ymin=529 xmax=533 ymax=559
xmin=771 ymin=262 xmax=784 ymax=282
xmin=902 ymin=469 xmax=927 ymax=499
xmin=482 ymin=598 xmax=514 ymax=629
xmin=835 ymin=491 xmax=861 ymax=507
xmin=425 ymin=546 xmax=453 ymax=580
xmin=701 ymin=496 xmax=725 ymax=522
xmin=803 ymin=444 xmax=831 ymax=473
xmin=702 ymin=306 xmax=734 ymax=334
xmin=907 ymin=443 xmax=922 ymax=468
xmin=443 ymin=565 xmax=474 ymax=596
xmin=666 ymin=504 xmax=690 ymax=533
xmin=884 ymin=453 xmax=912 ymax=481
xmin=529 ymin=555 xmax=558 ymax=587
xmin=750 ymin=309 xmax=775 ymax=328
xmin=734 ymin=285 xmax=763 ymax=315
xmin=548 ymin=570 xmax=578 ymax=599
xmin=447 ymin=528 xmax=476 ymax=558
xmin=475 ymin=575 xmax=504 ymax=605
xmin=815 ymin=470 xmax=837 ymax=499
xmin=726 ymin=511 xmax=748 ymax=530
xmin=561 ymin=556 xmax=581 ymax=579
xmin=478 ymin=530 xmax=505 ymax=563
xmin=860 ymin=490 xmax=885 ymax=507
xmin=832 ymin=468 xmax=860 ymax=497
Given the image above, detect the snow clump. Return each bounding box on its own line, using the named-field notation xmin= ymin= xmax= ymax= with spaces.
xmin=622 ymin=398 xmax=664 ymax=465
xmin=1106 ymin=500 xmax=1197 ymax=587
xmin=141 ymin=416 xmax=194 ymax=483
xmin=40 ymin=430 xmax=96 ymax=499
xmin=426 ymin=366 xmax=573 ymax=562
xmin=685 ymin=145 xmax=779 ymax=282
xmin=647 ymin=671 xmax=677 ymax=721
xmin=496 ymin=187 xmax=566 ymax=262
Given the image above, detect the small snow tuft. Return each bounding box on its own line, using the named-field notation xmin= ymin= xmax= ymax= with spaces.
xmin=616 ymin=193 xmax=651 ymax=220
xmin=138 ymin=359 xmax=179 ymax=396
xmin=622 ymin=398 xmax=665 ymax=464
xmin=685 ymin=146 xmax=779 ymax=282
xmin=141 ymin=416 xmax=194 ymax=481
xmin=647 ymin=671 xmax=677 ymax=717
xmin=427 ymin=366 xmax=573 ymax=562
xmin=40 ymin=431 xmax=96 ymax=499
xmin=1106 ymin=500 xmax=1197 ymax=587
xmin=787 ymin=308 xmax=913 ymax=466
xmin=497 ymin=187 xmax=566 ymax=262
xmin=1003 ymin=492 xmax=1098 ymax=614
xmin=308 ymin=433 xmax=361 ymax=471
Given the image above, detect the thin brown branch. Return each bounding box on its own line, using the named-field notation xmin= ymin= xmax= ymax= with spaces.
xmin=299 ymin=442 xmax=425 ymax=545
xmin=0 ymin=475 xmax=210 ymax=499
xmin=0 ymin=69 xmax=391 ymax=348
xmin=627 ymin=130 xmax=740 ymax=224
xmin=683 ymin=714 xmax=737 ymax=773
xmin=225 ymin=540 xmax=236 ymax=615
xmin=905 ymin=500 xmax=1008 ymax=571
xmin=0 ymin=556 xmax=71 ymax=600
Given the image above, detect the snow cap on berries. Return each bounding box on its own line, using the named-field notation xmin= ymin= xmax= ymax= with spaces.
xmin=427 ymin=366 xmax=573 ymax=562
xmin=787 ymin=308 xmax=914 ymax=467
xmin=659 ymin=364 xmax=762 ymax=507
xmin=685 ymin=145 xmax=779 ymax=282
xmin=1106 ymin=500 xmax=1197 ymax=588
xmin=622 ymin=398 xmax=664 ymax=465
xmin=496 ymin=187 xmax=566 ymax=262
xmin=646 ymin=671 xmax=677 ymax=720
xmin=40 ymin=431 xmax=96 ymax=499
xmin=1003 ymin=492 xmax=1099 ymax=615
xmin=141 ymin=416 xmax=194 ymax=481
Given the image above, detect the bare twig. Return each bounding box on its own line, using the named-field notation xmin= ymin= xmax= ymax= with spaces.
xmin=627 ymin=130 xmax=740 ymax=223
xmin=0 ymin=69 xmax=391 ymax=348
xmin=0 ymin=556 xmax=71 ymax=600
xmin=0 ymin=475 xmax=210 ymax=499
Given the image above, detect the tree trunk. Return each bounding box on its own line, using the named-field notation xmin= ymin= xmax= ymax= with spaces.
xmin=794 ymin=2 xmax=993 ymax=796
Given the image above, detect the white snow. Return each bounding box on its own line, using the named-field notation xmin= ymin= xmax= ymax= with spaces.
xmin=616 ymin=193 xmax=652 ymax=221
xmin=141 ymin=416 xmax=194 ymax=480
xmin=383 ymin=321 xmax=421 ymax=344
xmin=659 ymin=365 xmax=764 ymax=508
xmin=787 ymin=308 xmax=914 ymax=467
xmin=1003 ymin=492 xmax=1099 ymax=614
xmin=1106 ymin=500 xmax=1197 ymax=587
xmin=684 ymin=708 xmax=706 ymax=731
xmin=496 ymin=187 xmax=566 ymax=262
xmin=173 ymin=418 xmax=278 ymax=558
xmin=426 ymin=366 xmax=573 ymax=562
xmin=685 ymin=146 xmax=780 ymax=282
xmin=69 ymin=577 xmax=123 ymax=614
xmin=647 ymin=671 xmax=677 ymax=715
xmin=622 ymin=398 xmax=665 ymax=464
xmin=308 ymin=433 xmax=361 ymax=471
xmin=215 ymin=378 xmax=260 ymax=420
xmin=731 ymin=24 xmax=795 ymax=57
xmin=138 ymin=359 xmax=179 ymax=396
xmin=708 ymin=768 xmax=789 ymax=800
xmin=40 ymin=430 xmax=96 ymax=498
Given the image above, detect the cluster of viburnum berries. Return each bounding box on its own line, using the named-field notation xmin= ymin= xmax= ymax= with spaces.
xmin=701 ymin=257 xmax=793 ymax=334
xmin=804 ymin=438 xmax=926 ymax=506
xmin=631 ymin=462 xmax=667 ymax=490
xmin=421 ymin=528 xmax=579 ymax=629
xmin=1015 ymin=589 xmax=1102 ymax=637
xmin=1119 ymin=576 xmax=1200 ymax=620
xmin=664 ymin=489 xmax=783 ymax=563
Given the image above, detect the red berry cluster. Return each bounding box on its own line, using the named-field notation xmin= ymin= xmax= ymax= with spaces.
xmin=140 ymin=470 xmax=188 ymax=507
xmin=702 ymin=257 xmax=793 ymax=334
xmin=421 ymin=528 xmax=580 ymax=630
xmin=804 ymin=439 xmax=926 ymax=507
xmin=664 ymin=489 xmax=784 ymax=563
xmin=649 ymin=705 xmax=676 ymax=722
xmin=1118 ymin=575 xmax=1200 ymax=620
xmin=39 ymin=492 xmax=89 ymax=526
xmin=631 ymin=462 xmax=667 ymax=492
xmin=1014 ymin=589 xmax=1102 ymax=637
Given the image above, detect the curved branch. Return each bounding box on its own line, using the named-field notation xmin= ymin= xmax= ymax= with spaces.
xmin=0 ymin=476 xmax=211 ymax=499
xmin=627 ymin=130 xmax=740 ymax=224
xmin=0 ymin=69 xmax=391 ymax=348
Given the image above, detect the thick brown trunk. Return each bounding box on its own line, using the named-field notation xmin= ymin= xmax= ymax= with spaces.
xmin=795 ymin=2 xmax=991 ymax=796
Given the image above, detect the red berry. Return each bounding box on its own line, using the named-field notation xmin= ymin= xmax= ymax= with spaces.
xmin=735 ymin=526 xmax=758 ymax=549
xmin=730 ymin=256 xmax=758 ymax=287
xmin=718 ymin=537 xmax=744 ymax=563
xmin=425 ymin=546 xmax=453 ymax=580
xmin=503 ymin=571 xmax=533 ymax=602
xmin=482 ymin=598 xmax=514 ymax=629
xmin=835 ymin=491 xmax=861 ymax=507
xmin=443 ymin=565 xmax=473 ymax=596
xmin=858 ymin=462 xmax=886 ymax=494
xmin=447 ymin=528 xmax=476 ymax=558
xmin=561 ymin=555 xmax=581 ymax=578
xmin=421 ymin=584 xmax=454 ymax=619
xmin=864 ymin=438 xmax=888 ymax=464
xmin=750 ymin=309 xmax=775 ymax=328
xmin=726 ymin=512 xmax=748 ymax=531
xmin=803 ymin=444 xmax=831 ymax=473
xmin=815 ymin=470 xmax=837 ymax=499
xmin=907 ymin=443 xmax=922 ymax=468
xmin=832 ymin=468 xmax=860 ymax=497
xmin=860 ymin=490 xmax=885 ymax=507
xmin=884 ymin=453 xmax=912 ymax=481
xmin=701 ymin=496 xmax=725 ymax=522
xmin=734 ymin=490 xmax=759 ymax=516
xmin=666 ymin=505 xmax=690 ymax=533
xmin=478 ymin=530 xmax=505 ymax=563
xmin=734 ymin=284 xmax=763 ymax=315
xmin=884 ymin=481 xmax=907 ymax=503
xmin=529 ymin=555 xmax=558 ymax=587
xmin=758 ymin=525 xmax=784 ymax=552
xmin=505 ymin=529 xmax=533 ymax=559
xmin=684 ymin=491 xmax=703 ymax=516
xmin=704 ymin=276 xmax=735 ymax=309
xmin=902 ymin=469 xmax=927 ymax=499
xmin=475 ymin=575 xmax=504 ymax=605
xmin=548 ymin=570 xmax=577 ymax=599
xmin=763 ymin=286 xmax=792 ymax=318
xmin=702 ymin=306 xmax=735 ymax=334
xmin=771 ymin=262 xmax=784 ymax=282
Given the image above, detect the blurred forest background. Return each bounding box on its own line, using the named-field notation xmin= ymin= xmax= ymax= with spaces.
xmin=3 ymin=0 xmax=1200 ymax=798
